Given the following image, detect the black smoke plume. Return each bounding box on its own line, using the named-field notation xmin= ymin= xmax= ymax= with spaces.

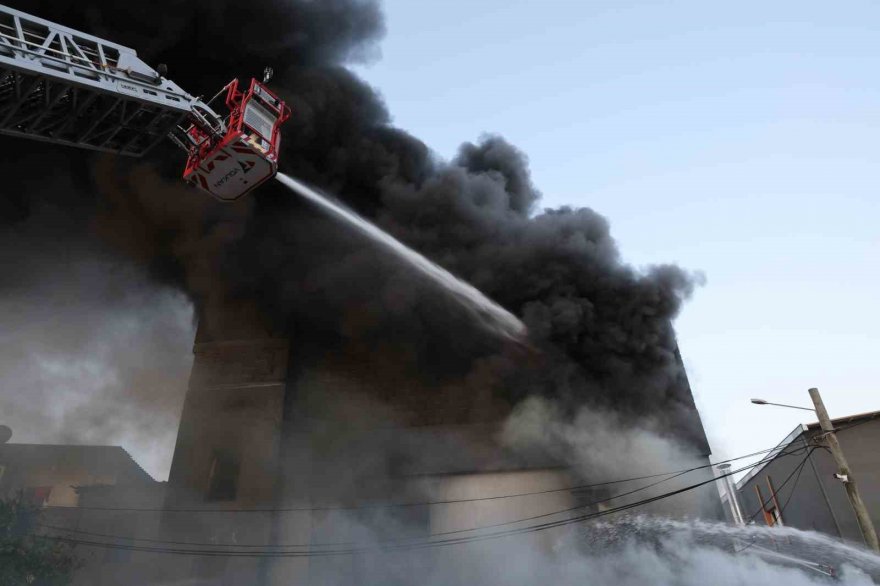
xmin=0 ymin=0 xmax=708 ymax=474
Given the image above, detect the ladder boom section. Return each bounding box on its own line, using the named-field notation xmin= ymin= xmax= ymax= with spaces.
xmin=0 ymin=4 xmax=216 ymax=156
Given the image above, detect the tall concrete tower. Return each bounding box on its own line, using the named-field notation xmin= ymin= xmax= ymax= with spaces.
xmin=163 ymin=299 xmax=290 ymax=583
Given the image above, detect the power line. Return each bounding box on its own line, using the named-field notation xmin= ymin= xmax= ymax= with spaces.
xmin=43 ymin=457 xmax=765 ymax=557
xmin=726 ymin=417 xmax=877 ymax=556
xmin=39 ymin=445 xmax=807 ymax=549
xmin=734 ymin=449 xmax=814 ymax=555
xmin=752 ymin=457 xmax=836 ymax=577
xmin=396 ymin=447 xmax=810 ymax=547
xmin=735 ymin=412 xmax=878 ymax=530
xmin=317 ymin=453 xmax=815 ymax=557
xmin=742 ymin=447 xmax=815 ymax=526
xmin=39 ymin=467 xmax=695 ymax=550
xmin=43 ymin=445 xmax=792 ymax=515
xmin=41 ymin=460 xmax=687 ymax=548
xmin=44 ymin=417 xmax=862 ymax=558
xmin=42 ymin=464 xmax=694 ymax=550
xmin=721 ymin=417 xmax=870 ymax=496
xmin=778 ymin=453 xmax=809 ymax=514
xmin=42 ymin=445 xmax=811 ymax=552
xmin=40 ymin=446 xmax=808 ymax=556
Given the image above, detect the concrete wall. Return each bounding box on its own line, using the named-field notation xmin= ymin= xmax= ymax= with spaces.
xmin=145 ymin=304 xmax=722 ymax=585
xmin=161 ymin=303 xmax=290 ymax=586
xmin=264 ymin=466 xmax=578 ymax=586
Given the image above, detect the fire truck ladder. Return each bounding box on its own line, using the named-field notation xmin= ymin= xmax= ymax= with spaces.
xmin=0 ymin=4 xmax=219 ymax=156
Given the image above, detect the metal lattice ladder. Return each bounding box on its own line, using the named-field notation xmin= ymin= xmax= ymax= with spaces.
xmin=0 ymin=3 xmax=212 ymax=156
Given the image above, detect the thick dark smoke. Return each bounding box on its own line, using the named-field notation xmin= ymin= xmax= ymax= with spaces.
xmin=0 ymin=0 xmax=707 ymax=476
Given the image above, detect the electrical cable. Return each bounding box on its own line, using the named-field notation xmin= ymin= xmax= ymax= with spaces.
xmin=42 ymin=457 xmax=768 ymax=557
xmin=42 ymin=444 xmax=795 ymax=515
xmin=742 ymin=448 xmax=814 ymax=526
xmin=735 ymin=411 xmax=877 ymax=535
xmin=39 ymin=444 xmax=809 ymax=549
xmin=41 ymin=465 xmax=696 ymax=551
xmin=729 ymin=415 xmax=877 ymax=557
xmin=733 ymin=448 xmax=814 ymax=555
xmin=39 ymin=446 xmax=810 ymax=556
xmin=777 ymin=453 xmax=809 ymax=515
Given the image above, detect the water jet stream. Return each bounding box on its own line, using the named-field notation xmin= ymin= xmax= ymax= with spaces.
xmin=275 ymin=173 xmax=526 ymax=340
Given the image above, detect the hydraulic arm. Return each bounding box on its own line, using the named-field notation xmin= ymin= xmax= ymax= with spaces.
xmin=0 ymin=3 xmax=290 ymax=200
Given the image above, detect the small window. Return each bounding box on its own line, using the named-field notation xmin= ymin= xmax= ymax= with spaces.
xmin=243 ymin=99 xmax=276 ymax=139
xmin=206 ymin=449 xmax=240 ymax=501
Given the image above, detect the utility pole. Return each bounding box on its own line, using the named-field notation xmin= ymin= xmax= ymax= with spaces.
xmin=808 ymin=387 xmax=880 ymax=552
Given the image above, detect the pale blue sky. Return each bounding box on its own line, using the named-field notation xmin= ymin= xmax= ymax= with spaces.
xmin=352 ymin=0 xmax=880 ymax=464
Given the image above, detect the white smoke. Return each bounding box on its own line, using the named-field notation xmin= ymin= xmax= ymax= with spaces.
xmin=0 ymin=240 xmax=194 ymax=479
xmin=501 ymin=396 xmax=701 ymax=481
xmin=245 ymin=515 xmax=880 ymax=586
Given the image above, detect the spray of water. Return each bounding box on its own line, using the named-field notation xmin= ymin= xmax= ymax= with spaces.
xmin=574 ymin=516 xmax=880 ymax=584
xmin=276 ymin=173 xmax=527 ymax=340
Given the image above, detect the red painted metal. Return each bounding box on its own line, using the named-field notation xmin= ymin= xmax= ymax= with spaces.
xmin=182 ymin=78 xmax=291 ymax=201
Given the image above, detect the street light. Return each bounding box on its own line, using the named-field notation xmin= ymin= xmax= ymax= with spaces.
xmin=749 ymin=389 xmax=879 ymax=552
xmin=750 ymin=398 xmax=815 ymax=411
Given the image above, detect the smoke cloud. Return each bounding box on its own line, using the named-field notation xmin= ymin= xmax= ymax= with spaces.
xmin=217 ymin=512 xmax=880 ymax=585
xmin=488 ymin=517 xmax=880 ymax=586
xmin=502 ymin=396 xmax=700 ymax=481
xmin=1 ymin=0 xmax=705 ymax=478
xmin=0 ymin=202 xmax=194 ymax=478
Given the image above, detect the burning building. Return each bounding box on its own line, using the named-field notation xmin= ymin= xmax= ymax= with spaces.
xmin=146 ymin=287 xmax=720 ymax=584
xmin=0 ymin=1 xmax=724 ymax=584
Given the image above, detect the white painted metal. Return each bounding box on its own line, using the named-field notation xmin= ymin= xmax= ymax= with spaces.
xmin=0 ymin=4 xmax=218 ymax=156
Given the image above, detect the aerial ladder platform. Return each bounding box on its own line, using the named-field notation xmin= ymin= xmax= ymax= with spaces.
xmin=0 ymin=4 xmax=290 ymax=200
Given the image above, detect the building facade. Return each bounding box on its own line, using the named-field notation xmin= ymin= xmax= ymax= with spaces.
xmin=733 ymin=410 xmax=880 ymax=547
xmin=0 ymin=443 xmax=153 ymax=507
xmin=29 ymin=297 xmax=721 ymax=585
xmin=150 ymin=301 xmax=723 ymax=585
